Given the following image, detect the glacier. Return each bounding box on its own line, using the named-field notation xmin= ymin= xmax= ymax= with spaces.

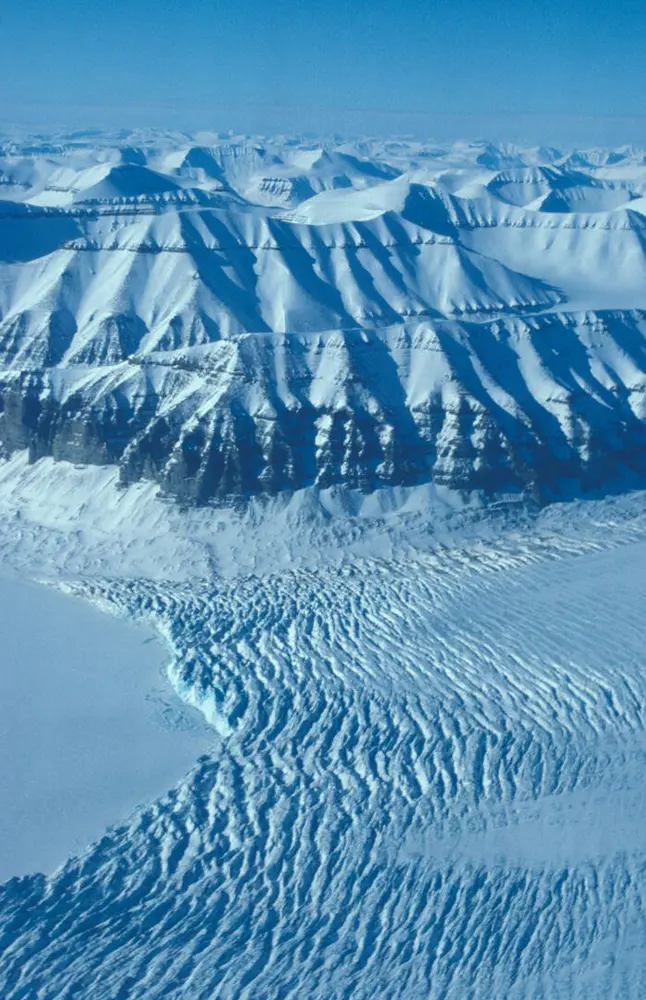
xmin=1 ymin=132 xmax=646 ymax=999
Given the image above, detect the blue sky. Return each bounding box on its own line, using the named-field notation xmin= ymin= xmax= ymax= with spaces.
xmin=2 ymin=0 xmax=645 ymax=144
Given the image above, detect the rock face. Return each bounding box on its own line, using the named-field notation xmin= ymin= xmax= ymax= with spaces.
xmin=1 ymin=313 xmax=645 ymax=503
xmin=2 ymin=134 xmax=646 ymax=503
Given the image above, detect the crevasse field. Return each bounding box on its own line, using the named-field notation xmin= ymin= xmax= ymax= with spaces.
xmin=1 ymin=132 xmax=646 ymax=999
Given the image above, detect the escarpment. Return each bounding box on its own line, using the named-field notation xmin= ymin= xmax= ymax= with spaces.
xmin=1 ymin=314 xmax=644 ymax=503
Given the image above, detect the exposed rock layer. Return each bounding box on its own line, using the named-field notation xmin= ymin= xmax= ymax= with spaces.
xmin=1 ymin=312 xmax=644 ymax=503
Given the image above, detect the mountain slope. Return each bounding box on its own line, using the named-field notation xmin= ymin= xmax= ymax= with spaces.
xmin=1 ymin=311 xmax=644 ymax=501
xmin=1 ymin=134 xmax=646 ymax=502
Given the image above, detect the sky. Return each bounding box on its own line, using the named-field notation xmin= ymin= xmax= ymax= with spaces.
xmin=1 ymin=0 xmax=645 ymax=145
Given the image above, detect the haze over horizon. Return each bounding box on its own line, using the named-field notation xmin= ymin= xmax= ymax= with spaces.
xmin=2 ymin=0 xmax=645 ymax=146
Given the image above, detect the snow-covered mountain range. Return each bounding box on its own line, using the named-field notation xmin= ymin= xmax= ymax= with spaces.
xmin=3 ymin=133 xmax=646 ymax=1000
xmin=2 ymin=133 xmax=646 ymax=500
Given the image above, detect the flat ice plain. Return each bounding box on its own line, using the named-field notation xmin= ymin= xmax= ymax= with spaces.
xmin=0 ymin=574 xmax=212 ymax=880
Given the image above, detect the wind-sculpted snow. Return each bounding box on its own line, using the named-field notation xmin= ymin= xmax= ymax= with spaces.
xmin=2 ymin=490 xmax=646 ymax=998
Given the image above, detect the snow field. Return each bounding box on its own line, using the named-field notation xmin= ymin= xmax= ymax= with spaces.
xmin=0 ymin=470 xmax=645 ymax=997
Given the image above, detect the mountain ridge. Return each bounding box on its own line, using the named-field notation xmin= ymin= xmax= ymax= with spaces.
xmin=2 ymin=134 xmax=646 ymax=503
xmin=1 ymin=310 xmax=644 ymax=503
